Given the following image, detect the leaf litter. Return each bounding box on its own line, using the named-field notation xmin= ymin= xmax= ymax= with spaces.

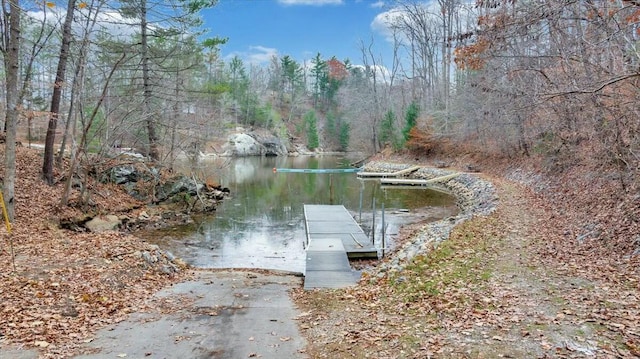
xmin=0 ymin=147 xmax=191 ymax=358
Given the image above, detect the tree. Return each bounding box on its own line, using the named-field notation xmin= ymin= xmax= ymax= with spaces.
xmin=119 ymin=0 xmax=218 ymax=161
xmin=338 ymin=121 xmax=350 ymax=152
xmin=1 ymin=0 xmax=21 ymax=220
xmin=402 ymin=101 xmax=419 ymax=145
xmin=380 ymin=109 xmax=398 ymax=149
xmin=281 ymin=56 xmax=303 ymax=92
xmin=310 ymin=52 xmax=328 ymax=108
xmin=42 ymin=0 xmax=77 ymax=184
xmin=324 ymin=56 xmax=347 ymax=110
xmin=57 ymin=0 xmax=107 ymax=165
xmin=61 ymin=53 xmax=127 ymax=206
xmin=304 ymin=110 xmax=319 ymax=150
xmin=280 ymin=55 xmax=304 ymax=121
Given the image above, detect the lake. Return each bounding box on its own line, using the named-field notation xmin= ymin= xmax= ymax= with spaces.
xmin=135 ymin=155 xmax=457 ymax=273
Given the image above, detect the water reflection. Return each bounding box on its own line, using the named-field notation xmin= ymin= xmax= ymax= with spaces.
xmin=137 ymin=156 xmax=457 ymax=273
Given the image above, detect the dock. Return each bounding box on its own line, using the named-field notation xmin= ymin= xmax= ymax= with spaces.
xmin=303 ymin=205 xmax=377 ymax=290
xmin=274 ymin=167 xmax=362 ymax=174
xmin=379 ymin=173 xmax=461 ymax=186
xmin=356 ymin=165 xmax=422 ymax=178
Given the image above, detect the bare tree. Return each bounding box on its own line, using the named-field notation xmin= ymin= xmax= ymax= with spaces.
xmin=42 ymin=0 xmax=76 ymax=184
xmin=1 ymin=0 xmax=21 ymax=220
xmin=57 ymin=0 xmax=106 ymax=165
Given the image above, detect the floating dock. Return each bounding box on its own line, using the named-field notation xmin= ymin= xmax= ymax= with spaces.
xmin=379 ymin=172 xmax=460 ymax=186
xmin=356 ymin=165 xmax=422 ymax=178
xmin=303 ymin=204 xmax=377 ymax=290
xmin=274 ymin=167 xmax=362 ymax=174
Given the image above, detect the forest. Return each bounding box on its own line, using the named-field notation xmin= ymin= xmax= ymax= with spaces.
xmin=0 ymin=0 xmax=638 ymax=248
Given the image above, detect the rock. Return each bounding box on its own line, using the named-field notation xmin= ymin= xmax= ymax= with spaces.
xmin=138 ymin=211 xmax=150 ymax=220
xmin=164 ymin=250 xmax=176 ymax=261
xmin=141 ymin=251 xmax=157 ymax=264
xmin=251 ymin=133 xmax=288 ymax=156
xmin=108 ymin=165 xmax=139 ymax=184
xmin=156 ymin=175 xmax=202 ymax=202
xmin=221 ymin=132 xmax=288 ymax=156
xmin=222 ymin=133 xmax=265 ymax=156
xmin=85 ymin=215 xmax=121 ymax=232
xmin=465 ymin=164 xmax=481 ymax=172
xmin=160 ymin=264 xmax=176 ymax=275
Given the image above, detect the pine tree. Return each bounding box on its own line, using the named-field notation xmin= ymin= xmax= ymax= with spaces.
xmin=304 ymin=110 xmax=320 ymax=150
xmin=338 ymin=121 xmax=350 ymax=151
xmin=380 ymin=110 xmax=397 ymax=148
xmin=402 ymin=102 xmax=419 ymax=146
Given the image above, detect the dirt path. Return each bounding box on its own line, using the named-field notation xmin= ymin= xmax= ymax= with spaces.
xmin=293 ymin=177 xmax=640 ymax=358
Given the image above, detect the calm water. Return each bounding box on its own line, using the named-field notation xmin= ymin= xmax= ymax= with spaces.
xmin=137 ymin=155 xmax=457 ymax=273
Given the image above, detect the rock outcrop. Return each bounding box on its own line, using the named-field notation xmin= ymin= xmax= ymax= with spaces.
xmin=221 ymin=132 xmax=287 ymax=157
xmin=58 ymin=163 xmax=232 ymax=233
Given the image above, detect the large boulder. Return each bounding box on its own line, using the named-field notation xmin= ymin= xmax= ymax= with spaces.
xmin=107 ymin=164 xmax=139 ymax=184
xmin=102 ymin=164 xmax=159 ymax=185
xmin=256 ymin=135 xmax=288 ymax=156
xmin=222 ymin=133 xmax=265 ymax=156
xmin=156 ymin=175 xmax=203 ymax=202
xmin=85 ymin=215 xmax=121 ymax=232
xmin=221 ymin=132 xmax=288 ymax=157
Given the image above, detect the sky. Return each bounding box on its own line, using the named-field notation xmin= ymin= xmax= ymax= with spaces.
xmin=200 ymin=0 xmax=396 ymax=67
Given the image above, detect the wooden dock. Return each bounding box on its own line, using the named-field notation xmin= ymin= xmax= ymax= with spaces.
xmin=356 ymin=165 xmax=422 ymax=178
xmin=303 ymin=205 xmax=377 ymax=290
xmin=274 ymin=167 xmax=362 ymax=174
xmin=379 ymin=173 xmax=460 ymax=187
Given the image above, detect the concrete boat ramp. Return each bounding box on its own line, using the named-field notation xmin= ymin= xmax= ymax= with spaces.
xmin=303 ymin=204 xmax=377 ymax=290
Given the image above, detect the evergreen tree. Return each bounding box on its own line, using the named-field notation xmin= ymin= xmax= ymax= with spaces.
xmin=326 ymin=111 xmax=337 ymax=139
xmin=402 ymin=102 xmax=419 ymax=145
xmin=338 ymin=121 xmax=350 ymax=152
xmin=117 ymin=0 xmax=217 ymax=160
xmin=310 ymin=52 xmax=328 ymax=108
xmin=380 ymin=109 xmax=397 ymax=148
xmin=304 ymin=110 xmax=320 ymax=150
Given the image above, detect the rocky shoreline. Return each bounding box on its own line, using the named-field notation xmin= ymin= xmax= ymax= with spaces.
xmin=362 ymin=161 xmax=498 ymax=276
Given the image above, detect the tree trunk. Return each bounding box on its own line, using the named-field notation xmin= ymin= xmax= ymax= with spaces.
xmin=3 ymin=0 xmax=21 ymax=222
xmin=141 ymin=0 xmax=160 ymax=161
xmin=61 ymin=54 xmax=126 ymax=206
xmin=42 ymin=0 xmax=75 ymax=184
xmin=58 ymin=2 xmax=100 ymax=165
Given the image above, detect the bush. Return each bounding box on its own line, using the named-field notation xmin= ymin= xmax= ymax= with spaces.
xmin=406 ymin=126 xmax=445 ymax=155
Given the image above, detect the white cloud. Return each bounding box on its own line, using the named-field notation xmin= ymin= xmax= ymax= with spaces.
xmin=226 ymin=46 xmax=279 ymax=66
xmin=370 ymin=8 xmax=405 ymax=42
xmin=277 ymin=0 xmax=343 ymax=5
xmin=352 ymin=64 xmax=392 ymax=83
xmin=27 ymin=7 xmax=140 ymax=40
xmin=370 ymin=1 xmax=385 ymax=9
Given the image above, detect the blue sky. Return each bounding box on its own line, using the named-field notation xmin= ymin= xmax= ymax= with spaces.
xmin=201 ymin=0 xmax=395 ymax=66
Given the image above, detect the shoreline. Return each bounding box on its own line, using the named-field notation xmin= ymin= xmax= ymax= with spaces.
xmin=361 ymin=161 xmax=498 ymax=276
